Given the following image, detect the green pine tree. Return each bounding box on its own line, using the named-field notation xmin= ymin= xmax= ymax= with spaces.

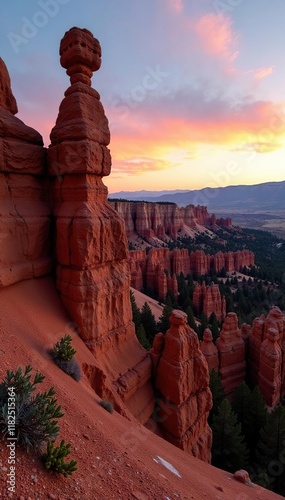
xmin=185 ymin=305 xmax=198 ymax=333
xmin=245 ymin=386 xmax=268 ymax=461
xmin=136 ymin=324 xmax=151 ymax=350
xmin=256 ymin=405 xmax=285 ymax=495
xmin=209 ymin=312 xmax=220 ymax=343
xmin=231 ymin=382 xmax=251 ymax=435
xmin=208 ymin=368 xmax=225 ymax=426
xmin=157 ymin=296 xmax=173 ymax=334
xmin=198 ymin=311 xmax=208 ymax=341
xmin=212 ymin=399 xmax=249 ymax=473
xmin=130 ymin=291 xmax=141 ymax=332
xmin=140 ymin=302 xmax=157 ymax=343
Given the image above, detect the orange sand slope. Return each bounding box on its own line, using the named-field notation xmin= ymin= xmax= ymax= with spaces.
xmin=0 ymin=277 xmax=281 ymax=499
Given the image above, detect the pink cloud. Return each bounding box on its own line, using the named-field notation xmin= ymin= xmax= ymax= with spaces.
xmin=168 ymin=0 xmax=184 ymax=13
xmin=194 ymin=13 xmax=239 ymax=65
xmin=254 ymin=67 xmax=274 ymax=81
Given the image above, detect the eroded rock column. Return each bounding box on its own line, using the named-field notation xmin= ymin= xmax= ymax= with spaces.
xmin=48 ymin=27 xmax=153 ymax=422
xmin=155 ymin=310 xmax=212 ymax=462
xmin=216 ymin=312 xmax=246 ymax=396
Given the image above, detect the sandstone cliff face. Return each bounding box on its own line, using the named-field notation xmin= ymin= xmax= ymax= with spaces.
xmin=155 ymin=310 xmax=212 ymax=462
xmin=48 ymin=28 xmax=153 ymax=423
xmin=0 ymin=58 xmax=52 ymax=287
xmin=110 ymin=200 xmax=231 ymax=243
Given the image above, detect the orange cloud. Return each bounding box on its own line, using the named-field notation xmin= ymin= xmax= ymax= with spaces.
xmin=254 ymin=67 xmax=274 ymax=81
xmin=109 ymin=99 xmax=285 ymax=176
xmin=194 ymin=13 xmax=239 ymax=64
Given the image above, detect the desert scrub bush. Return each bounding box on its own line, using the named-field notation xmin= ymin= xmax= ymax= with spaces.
xmin=0 ymin=365 xmax=64 ymax=451
xmin=99 ymin=399 xmax=114 ymax=414
xmin=51 ymin=335 xmax=81 ymax=381
xmin=42 ymin=439 xmax=77 ymax=477
xmin=52 ymin=335 xmax=76 ymax=361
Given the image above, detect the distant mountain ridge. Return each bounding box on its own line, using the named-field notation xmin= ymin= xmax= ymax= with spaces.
xmin=110 ymin=180 xmax=285 ymax=211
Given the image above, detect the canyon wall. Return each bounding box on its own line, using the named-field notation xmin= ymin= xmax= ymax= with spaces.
xmin=110 ymin=200 xmax=232 ymax=242
xmin=0 ymin=58 xmax=52 ymax=287
xmin=129 ymin=247 xmax=254 ymax=300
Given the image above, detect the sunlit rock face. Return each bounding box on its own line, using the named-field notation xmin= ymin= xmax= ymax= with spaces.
xmin=0 ymin=57 xmax=51 ymax=287
xmin=48 ymin=27 xmax=154 ymax=423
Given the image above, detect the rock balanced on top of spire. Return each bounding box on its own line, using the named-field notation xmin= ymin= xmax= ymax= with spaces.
xmin=60 ymin=27 xmax=101 ymax=86
xmin=48 ymin=27 xmax=154 ymax=424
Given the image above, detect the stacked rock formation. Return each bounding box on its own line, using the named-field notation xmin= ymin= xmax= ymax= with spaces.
xmin=193 ymin=282 xmax=226 ymax=322
xmin=0 ymin=58 xmax=51 ymax=287
xmin=48 ymin=28 xmax=153 ymax=423
xmin=155 ymin=310 xmax=212 ymax=462
xmin=216 ymin=313 xmax=246 ymax=396
xmin=200 ymin=329 xmax=219 ymax=372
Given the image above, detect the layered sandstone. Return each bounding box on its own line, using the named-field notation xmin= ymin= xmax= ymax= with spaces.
xmin=216 ymin=313 xmax=246 ymax=396
xmin=155 ymin=310 xmax=212 ymax=462
xmin=129 ymin=247 xmax=254 ymax=299
xmin=48 ymin=27 xmax=153 ymax=423
xmin=193 ymin=282 xmax=226 ymax=322
xmin=248 ymin=307 xmax=285 ymax=406
xmin=110 ymin=200 xmax=232 ymax=243
xmin=258 ymin=327 xmax=282 ymax=407
xmin=0 ymin=58 xmax=51 ymax=287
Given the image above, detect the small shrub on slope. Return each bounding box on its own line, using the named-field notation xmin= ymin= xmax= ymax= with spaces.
xmin=99 ymin=399 xmax=114 ymax=413
xmin=0 ymin=365 xmax=63 ymax=452
xmin=42 ymin=439 xmax=77 ymax=477
xmin=52 ymin=334 xmax=76 ymax=361
xmin=51 ymin=335 xmax=81 ymax=381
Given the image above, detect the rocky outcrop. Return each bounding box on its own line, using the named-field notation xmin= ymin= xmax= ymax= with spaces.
xmin=48 ymin=27 xmax=153 ymax=423
xmin=200 ymin=329 xmax=219 ymax=372
xmin=110 ymin=200 xmax=232 ymax=243
xmin=259 ymin=326 xmax=282 ymax=407
xmin=155 ymin=310 xmax=212 ymax=462
xmin=129 ymin=248 xmax=254 ymax=299
xmin=193 ymin=282 xmax=226 ymax=322
xmin=248 ymin=307 xmax=285 ymax=406
xmin=216 ymin=313 xmax=246 ymax=396
xmin=0 ymin=58 xmax=51 ymax=287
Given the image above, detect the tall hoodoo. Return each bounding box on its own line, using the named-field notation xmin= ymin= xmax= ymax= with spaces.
xmin=155 ymin=310 xmax=212 ymax=462
xmin=48 ymin=27 xmax=153 ymax=422
xmin=0 ymin=58 xmax=51 ymax=287
xmin=216 ymin=312 xmax=246 ymax=396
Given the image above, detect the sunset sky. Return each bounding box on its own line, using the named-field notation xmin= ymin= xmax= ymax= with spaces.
xmin=1 ymin=0 xmax=285 ymax=193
